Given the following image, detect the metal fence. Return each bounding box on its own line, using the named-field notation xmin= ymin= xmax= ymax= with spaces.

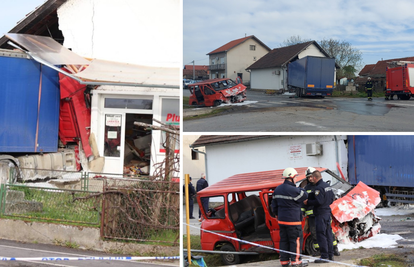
xmin=1 ymin=167 xmax=180 ymax=245
xmin=0 ymin=183 xmax=101 ymax=226
xmin=101 ymin=177 xmax=180 ymax=245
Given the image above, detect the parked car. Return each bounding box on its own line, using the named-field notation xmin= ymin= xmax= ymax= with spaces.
xmin=188 ymin=78 xmax=246 ymax=107
xmin=196 ymin=167 xmax=381 ymax=265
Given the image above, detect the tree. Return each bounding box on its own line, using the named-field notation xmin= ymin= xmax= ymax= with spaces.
xmin=280 ymin=35 xmax=311 ymax=47
xmin=281 ymin=36 xmax=363 ymax=79
xmin=343 ymin=65 xmax=357 ymax=79
xmin=318 ymin=38 xmax=362 ymax=70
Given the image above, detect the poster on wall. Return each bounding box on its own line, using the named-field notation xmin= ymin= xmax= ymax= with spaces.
xmin=289 ymin=145 xmax=303 ymax=160
xmin=160 ymin=98 xmax=179 ymax=153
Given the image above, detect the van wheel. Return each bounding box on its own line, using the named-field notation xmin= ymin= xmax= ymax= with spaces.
xmin=305 ymin=236 xmax=318 ymax=256
xmin=220 ymin=244 xmax=240 ymax=265
xmin=213 ymin=100 xmax=222 ymax=106
xmin=191 ymin=101 xmax=197 ymax=105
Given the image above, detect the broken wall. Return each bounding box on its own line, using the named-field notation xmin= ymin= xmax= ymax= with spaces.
xmin=57 ymin=0 xmax=180 ymax=68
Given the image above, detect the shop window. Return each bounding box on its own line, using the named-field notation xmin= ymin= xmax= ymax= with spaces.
xmin=104 ymin=114 xmax=122 ymax=157
xmin=104 ymin=98 xmax=153 ymax=109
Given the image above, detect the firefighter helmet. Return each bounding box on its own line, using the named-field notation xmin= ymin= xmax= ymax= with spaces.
xmin=282 ymin=167 xmax=298 ymax=179
xmin=306 ymin=167 xmax=316 ymax=177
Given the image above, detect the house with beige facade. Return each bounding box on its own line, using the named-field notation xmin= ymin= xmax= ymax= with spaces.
xmin=247 ymin=41 xmax=333 ymax=91
xmin=183 ymin=135 xmax=206 ymax=188
xmin=207 ymin=35 xmax=271 ymax=84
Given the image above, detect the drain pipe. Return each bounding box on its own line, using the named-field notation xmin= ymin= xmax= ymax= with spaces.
xmin=190 ymin=145 xmax=208 ymax=181
xmin=334 ymin=135 xmax=340 ymax=177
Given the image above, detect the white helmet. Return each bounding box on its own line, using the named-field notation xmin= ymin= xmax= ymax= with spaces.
xmin=282 ymin=167 xmax=298 ymax=179
xmin=306 ymin=167 xmax=316 ymax=177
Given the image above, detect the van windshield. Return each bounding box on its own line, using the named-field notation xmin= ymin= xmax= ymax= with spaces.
xmin=210 ymin=79 xmax=237 ymax=91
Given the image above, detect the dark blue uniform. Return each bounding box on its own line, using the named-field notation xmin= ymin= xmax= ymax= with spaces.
xmin=183 ymin=182 xmax=196 ymax=218
xmin=304 ymin=181 xmax=318 ymax=252
xmin=307 ymin=179 xmax=335 ymax=260
xmin=365 ymin=80 xmax=373 ymax=99
xmin=272 ymin=179 xmax=308 ymax=266
xmin=196 ymin=178 xmax=209 ymax=218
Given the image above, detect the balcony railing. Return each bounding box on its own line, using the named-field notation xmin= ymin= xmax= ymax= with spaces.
xmin=209 ymin=64 xmax=226 ymax=70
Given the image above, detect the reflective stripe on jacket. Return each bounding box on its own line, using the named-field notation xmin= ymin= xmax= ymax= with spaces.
xmin=271 ymin=179 xmax=308 ymax=224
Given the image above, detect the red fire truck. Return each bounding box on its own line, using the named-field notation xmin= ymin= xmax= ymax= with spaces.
xmin=385 ymin=61 xmax=414 ymax=100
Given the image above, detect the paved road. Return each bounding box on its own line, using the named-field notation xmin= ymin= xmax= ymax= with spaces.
xmin=183 ymin=90 xmax=414 ymax=132
xmin=0 ymin=240 xmax=178 ymax=267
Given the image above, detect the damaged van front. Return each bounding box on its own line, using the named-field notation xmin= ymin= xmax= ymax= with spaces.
xmin=196 ymin=167 xmax=381 ymax=265
xmin=188 ymin=78 xmax=246 ymax=107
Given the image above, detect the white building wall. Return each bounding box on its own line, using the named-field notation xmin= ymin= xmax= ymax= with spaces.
xmin=298 ymin=44 xmax=326 ymax=59
xmin=250 ymin=44 xmax=329 ymax=90
xmin=57 ymin=0 xmax=180 ymax=68
xmin=183 ymin=135 xmax=206 ymax=185
xmin=57 ymin=0 xmax=180 ymax=175
xmin=204 ymin=136 xmax=348 ymax=186
xmin=250 ymin=67 xmax=284 ymax=90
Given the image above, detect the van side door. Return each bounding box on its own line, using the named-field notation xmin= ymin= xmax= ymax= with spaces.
xmin=259 ymin=191 xmax=280 ymax=248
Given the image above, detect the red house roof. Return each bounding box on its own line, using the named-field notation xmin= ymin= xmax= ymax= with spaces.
xmin=207 ymin=35 xmax=270 ymax=55
xmin=359 ymin=56 xmax=414 ymax=77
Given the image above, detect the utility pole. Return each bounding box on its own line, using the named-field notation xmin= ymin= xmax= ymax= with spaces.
xmin=192 ymin=60 xmax=195 ymax=80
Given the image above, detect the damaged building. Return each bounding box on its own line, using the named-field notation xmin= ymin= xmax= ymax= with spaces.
xmin=0 ymin=0 xmax=180 ymax=180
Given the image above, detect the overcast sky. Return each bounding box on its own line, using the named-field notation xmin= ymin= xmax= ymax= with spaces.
xmin=184 ymin=0 xmax=414 ymax=70
xmin=0 ymin=0 xmax=45 ymax=37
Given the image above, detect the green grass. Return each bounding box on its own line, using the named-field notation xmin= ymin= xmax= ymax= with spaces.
xmin=183 ymin=96 xmax=192 ymax=109
xmin=332 ymin=90 xmax=385 ymax=98
xmin=358 ymin=253 xmax=408 ymax=267
xmin=5 ymin=186 xmax=100 ymax=225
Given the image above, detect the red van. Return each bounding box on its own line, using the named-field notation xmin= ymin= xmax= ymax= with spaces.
xmin=196 ymin=167 xmax=381 ymax=265
xmin=188 ymin=78 xmax=246 ymax=107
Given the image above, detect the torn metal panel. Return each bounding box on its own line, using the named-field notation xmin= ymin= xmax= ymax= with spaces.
xmin=5 ymin=33 xmax=179 ymax=88
xmin=73 ymin=58 xmax=180 ymax=87
xmin=6 ymin=33 xmax=89 ymax=65
xmin=331 ymin=181 xmax=381 ymax=223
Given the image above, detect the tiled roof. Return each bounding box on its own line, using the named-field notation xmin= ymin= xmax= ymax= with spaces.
xmin=191 ymin=135 xmax=275 ymax=148
xmin=207 ymin=35 xmax=270 ymax=55
xmin=359 ymin=64 xmax=375 ymax=76
xmin=247 ymin=41 xmax=330 ymax=69
xmin=360 ymin=56 xmax=414 ymax=77
xmin=184 ymin=65 xmax=209 ymax=71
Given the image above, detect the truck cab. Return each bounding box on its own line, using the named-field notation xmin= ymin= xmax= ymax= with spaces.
xmin=196 ymin=167 xmax=381 ymax=265
xmin=188 ymin=78 xmax=246 ymax=107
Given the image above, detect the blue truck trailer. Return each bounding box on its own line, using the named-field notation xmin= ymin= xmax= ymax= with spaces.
xmin=0 ymin=49 xmax=60 ymax=153
xmin=348 ymin=135 xmax=414 ymax=205
xmin=287 ymin=56 xmax=335 ymax=97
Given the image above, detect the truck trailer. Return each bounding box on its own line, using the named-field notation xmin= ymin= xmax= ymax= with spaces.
xmin=348 ymin=135 xmax=414 ymax=205
xmin=287 ymin=56 xmax=336 ymax=97
xmin=385 ymin=61 xmax=414 ymax=100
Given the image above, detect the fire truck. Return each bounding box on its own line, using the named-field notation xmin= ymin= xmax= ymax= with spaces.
xmin=385 ymin=61 xmax=414 ymax=100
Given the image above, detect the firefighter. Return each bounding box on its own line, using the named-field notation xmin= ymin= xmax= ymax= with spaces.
xmin=304 ymin=170 xmax=335 ymax=263
xmin=271 ymin=167 xmax=308 ymax=267
xmin=303 ymin=167 xmax=340 ymax=257
xmin=365 ymin=77 xmax=373 ymax=101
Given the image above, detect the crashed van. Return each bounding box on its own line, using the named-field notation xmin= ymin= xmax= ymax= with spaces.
xmin=188 ymin=78 xmax=246 ymax=107
xmin=196 ymin=167 xmax=381 ymax=265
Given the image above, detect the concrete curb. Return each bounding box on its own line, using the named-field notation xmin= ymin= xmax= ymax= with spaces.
xmin=0 ymin=219 xmax=178 ymax=256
